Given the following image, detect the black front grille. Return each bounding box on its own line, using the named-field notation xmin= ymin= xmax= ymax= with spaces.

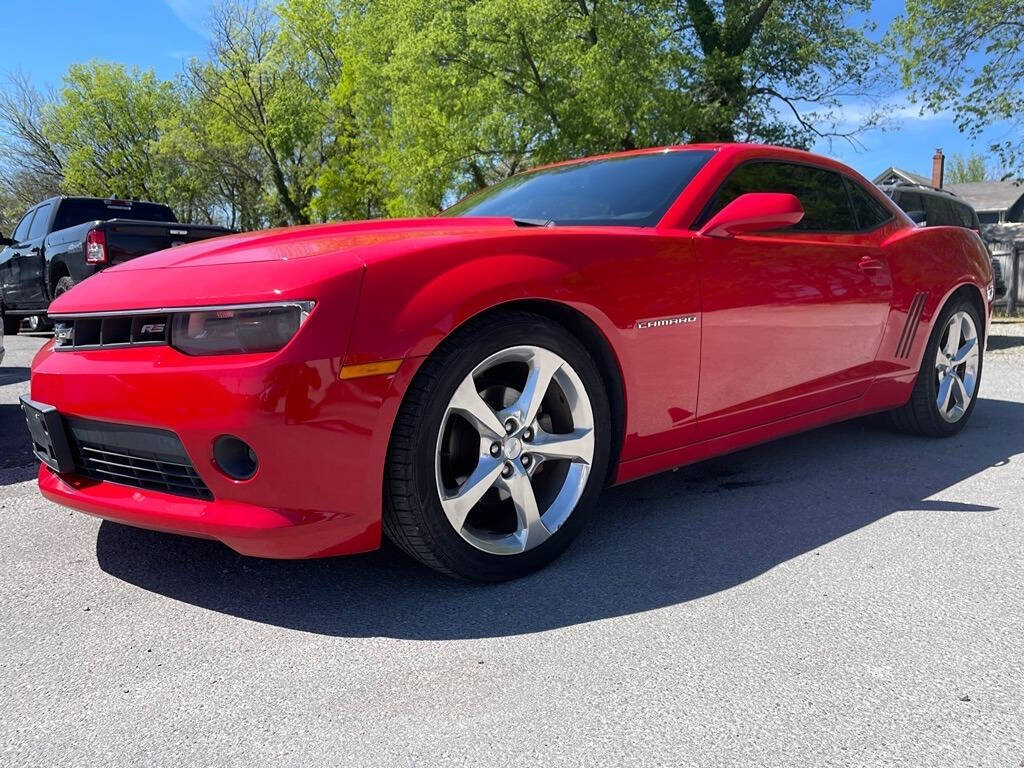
xmin=65 ymin=417 xmax=212 ymax=501
xmin=53 ymin=314 xmax=171 ymax=351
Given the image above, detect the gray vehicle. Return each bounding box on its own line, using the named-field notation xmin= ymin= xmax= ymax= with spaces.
xmin=878 ymin=181 xmax=1005 ymax=299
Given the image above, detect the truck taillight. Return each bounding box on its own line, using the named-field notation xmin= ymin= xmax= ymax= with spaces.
xmin=85 ymin=229 xmax=107 ymax=265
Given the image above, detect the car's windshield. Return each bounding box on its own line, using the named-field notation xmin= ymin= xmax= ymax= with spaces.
xmin=443 ymin=149 xmax=714 ymax=227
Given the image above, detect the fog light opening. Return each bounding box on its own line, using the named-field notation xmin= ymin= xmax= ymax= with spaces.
xmin=213 ymin=436 xmax=258 ymax=480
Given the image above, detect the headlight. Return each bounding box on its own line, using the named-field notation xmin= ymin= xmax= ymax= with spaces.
xmin=171 ymin=301 xmax=314 ymax=356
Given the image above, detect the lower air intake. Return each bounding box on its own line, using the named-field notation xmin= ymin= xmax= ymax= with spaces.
xmin=65 ymin=417 xmax=213 ymax=501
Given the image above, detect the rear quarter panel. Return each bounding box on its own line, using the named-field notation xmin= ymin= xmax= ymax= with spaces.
xmin=877 ymin=225 xmax=992 ymax=369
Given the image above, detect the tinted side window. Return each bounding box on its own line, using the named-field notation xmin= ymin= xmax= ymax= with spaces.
xmin=924 ymin=195 xmax=956 ymax=226
xmin=701 ymin=162 xmax=856 ymax=232
xmin=27 ymin=202 xmax=53 ymax=239
xmin=12 ymin=210 xmax=35 ymax=242
xmin=844 ymin=178 xmax=891 ymax=230
xmin=953 ymin=202 xmax=978 ymax=228
xmin=897 ymin=192 xmax=926 ymax=217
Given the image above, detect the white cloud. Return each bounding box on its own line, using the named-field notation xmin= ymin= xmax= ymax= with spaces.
xmin=836 ymin=96 xmax=951 ymax=126
xmin=163 ymin=0 xmax=212 ymax=38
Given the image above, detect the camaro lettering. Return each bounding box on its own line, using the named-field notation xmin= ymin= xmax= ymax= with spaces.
xmin=636 ymin=315 xmax=697 ymax=329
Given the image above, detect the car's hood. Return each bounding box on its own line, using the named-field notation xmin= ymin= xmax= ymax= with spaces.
xmin=105 ymin=217 xmax=520 ymax=271
xmin=48 ymin=217 xmax=520 ymax=314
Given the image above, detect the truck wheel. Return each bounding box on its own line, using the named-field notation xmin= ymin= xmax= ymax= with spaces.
xmin=54 ymin=276 xmax=75 ymax=298
xmin=1 ymin=309 xmax=19 ymax=336
xmin=24 ymin=315 xmax=52 ymax=332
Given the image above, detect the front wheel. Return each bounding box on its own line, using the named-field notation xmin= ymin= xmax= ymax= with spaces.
xmin=886 ymin=296 xmax=983 ymax=437
xmin=384 ymin=312 xmax=612 ymax=581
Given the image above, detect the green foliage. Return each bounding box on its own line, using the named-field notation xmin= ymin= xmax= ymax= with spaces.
xmin=44 ymin=63 xmax=191 ymax=208
xmin=947 ymin=152 xmax=990 ymax=184
xmin=0 ymin=72 xmax=64 ymax=233
xmin=327 ymin=0 xmax=889 ymax=213
xmin=893 ymin=0 xmax=1024 ymax=178
xmin=0 ymin=0 xmax=891 ymax=227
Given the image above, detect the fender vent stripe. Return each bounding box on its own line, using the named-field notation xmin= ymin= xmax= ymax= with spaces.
xmin=896 ymin=292 xmax=928 ymax=359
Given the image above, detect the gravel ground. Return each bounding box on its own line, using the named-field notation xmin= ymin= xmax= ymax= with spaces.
xmin=1 ymin=328 xmax=1022 ymax=767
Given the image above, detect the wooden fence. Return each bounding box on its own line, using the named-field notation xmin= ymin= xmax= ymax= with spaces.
xmin=990 ymin=240 xmax=1024 ymax=314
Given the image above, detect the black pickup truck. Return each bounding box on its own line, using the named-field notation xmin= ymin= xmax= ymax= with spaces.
xmin=0 ymin=196 xmax=232 ymax=334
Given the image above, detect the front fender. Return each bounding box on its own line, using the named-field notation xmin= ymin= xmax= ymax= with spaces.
xmin=345 ymin=230 xmax=704 ymax=462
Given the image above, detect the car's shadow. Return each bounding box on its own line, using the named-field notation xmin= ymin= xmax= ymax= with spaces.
xmin=93 ymin=396 xmax=1021 ymax=639
xmin=987 ymin=333 xmax=1024 ymax=352
xmin=0 ymin=403 xmax=39 ymax=484
xmin=0 ymin=366 xmax=30 ymax=386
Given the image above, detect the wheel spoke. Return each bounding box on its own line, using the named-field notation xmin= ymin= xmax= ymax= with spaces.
xmin=951 ymin=336 xmax=977 ymax=365
xmin=439 ymin=456 xmax=503 ymax=531
xmin=936 ymin=373 xmax=954 ymax=413
xmin=950 ymin=373 xmax=969 ymax=410
xmin=505 ymin=348 xmax=562 ymax=427
xmin=449 ymin=376 xmax=505 ymax=438
xmin=505 ymin=472 xmax=550 ymax=551
xmin=529 ymin=427 xmax=594 ymax=464
xmin=943 ymin=314 xmax=962 ymax=357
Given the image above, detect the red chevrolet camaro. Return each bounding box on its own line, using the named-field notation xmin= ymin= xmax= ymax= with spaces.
xmin=24 ymin=143 xmax=993 ymax=581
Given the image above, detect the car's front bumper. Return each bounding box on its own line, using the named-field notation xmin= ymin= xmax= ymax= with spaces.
xmin=29 ymin=340 xmax=420 ymax=558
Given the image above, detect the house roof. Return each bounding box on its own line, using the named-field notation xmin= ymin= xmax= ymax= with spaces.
xmin=944 ymin=181 xmax=1024 ymax=213
xmin=872 ymin=167 xmax=932 ymax=187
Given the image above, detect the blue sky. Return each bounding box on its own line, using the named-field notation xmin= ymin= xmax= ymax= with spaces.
xmin=0 ymin=0 xmax=1003 ymax=183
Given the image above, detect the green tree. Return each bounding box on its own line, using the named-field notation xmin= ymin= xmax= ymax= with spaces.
xmin=947 ymin=152 xmax=990 ymax=184
xmin=314 ymin=0 xmax=889 ymax=215
xmin=187 ymin=1 xmax=354 ymax=225
xmin=276 ymin=0 xmax=386 ymax=221
xmin=0 ymin=72 xmax=65 ymax=232
xmin=893 ymin=0 xmax=1024 ymax=178
xmin=43 ymin=62 xmax=194 ymax=208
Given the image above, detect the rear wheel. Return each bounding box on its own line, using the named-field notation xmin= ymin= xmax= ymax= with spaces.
xmin=384 ymin=312 xmax=611 ymax=581
xmin=54 ymin=275 xmax=75 ymax=298
xmin=886 ymin=296 xmax=983 ymax=437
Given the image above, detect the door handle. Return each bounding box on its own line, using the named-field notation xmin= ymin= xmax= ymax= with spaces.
xmin=858 ymin=256 xmax=884 ymax=271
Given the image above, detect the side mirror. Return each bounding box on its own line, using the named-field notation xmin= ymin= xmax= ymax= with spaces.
xmin=699 ymin=193 xmax=804 ymax=238
xmin=906 ymin=210 xmax=927 ymax=226
xmin=0 ymin=230 xmax=13 ymax=247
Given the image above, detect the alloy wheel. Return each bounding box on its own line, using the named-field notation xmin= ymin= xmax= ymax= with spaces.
xmin=434 ymin=345 xmax=595 ymax=555
xmin=934 ymin=310 xmax=980 ymax=423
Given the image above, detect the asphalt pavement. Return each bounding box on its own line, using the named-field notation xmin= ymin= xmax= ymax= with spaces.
xmin=1 ymin=326 xmax=1022 ymax=767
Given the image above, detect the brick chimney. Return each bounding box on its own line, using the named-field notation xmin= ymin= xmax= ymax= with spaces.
xmin=932 ymin=148 xmax=945 ymax=189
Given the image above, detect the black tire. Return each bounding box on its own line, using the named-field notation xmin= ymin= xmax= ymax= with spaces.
xmin=1 ymin=309 xmax=19 ymax=336
xmin=54 ymin=275 xmax=75 ymax=298
xmin=383 ymin=311 xmax=612 ymax=581
xmin=885 ymin=295 xmax=983 ymax=437
xmin=24 ymin=315 xmax=52 ymax=332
